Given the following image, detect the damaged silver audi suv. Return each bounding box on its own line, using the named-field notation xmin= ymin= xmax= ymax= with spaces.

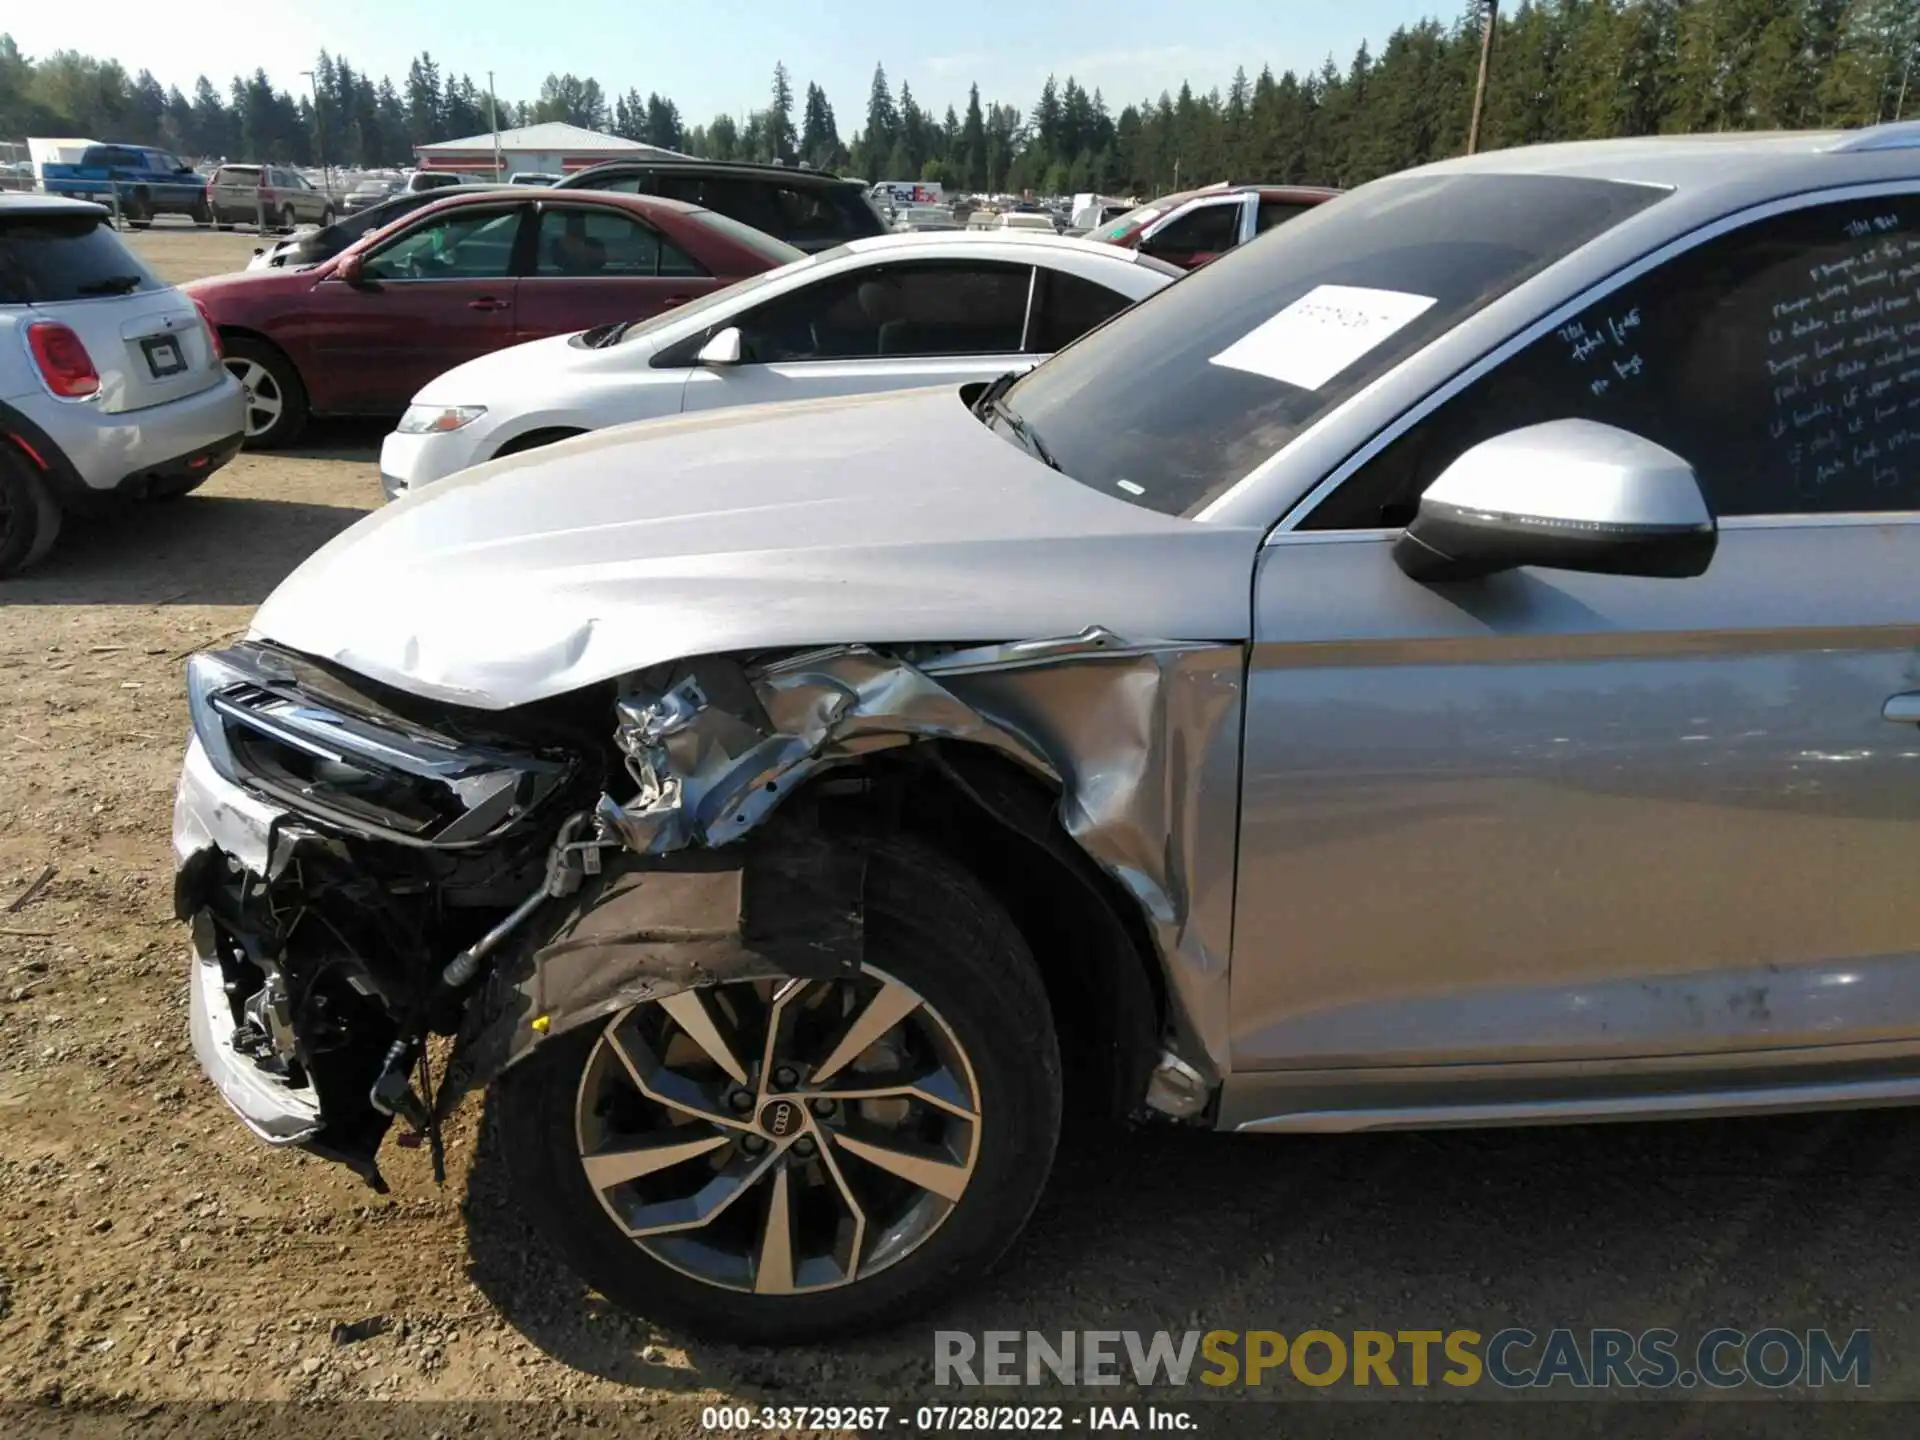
xmin=175 ymin=129 xmax=1920 ymax=1341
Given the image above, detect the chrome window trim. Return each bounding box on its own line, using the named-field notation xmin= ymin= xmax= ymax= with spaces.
xmin=1017 ymin=263 xmax=1039 ymax=352
xmin=1186 ymin=179 xmax=1920 ymax=536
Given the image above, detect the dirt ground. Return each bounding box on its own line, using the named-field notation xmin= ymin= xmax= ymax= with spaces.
xmin=2 ymin=227 xmax=1918 ymax=1433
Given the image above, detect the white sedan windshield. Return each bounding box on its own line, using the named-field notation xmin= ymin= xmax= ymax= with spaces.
xmin=613 ymin=251 xmax=828 ymax=346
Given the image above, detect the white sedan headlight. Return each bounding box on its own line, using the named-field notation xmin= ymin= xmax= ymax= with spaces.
xmin=397 ymin=404 xmax=487 ymax=435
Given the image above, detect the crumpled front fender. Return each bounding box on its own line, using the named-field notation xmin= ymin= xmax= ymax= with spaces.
xmin=438 ymin=629 xmax=1245 ymax=1117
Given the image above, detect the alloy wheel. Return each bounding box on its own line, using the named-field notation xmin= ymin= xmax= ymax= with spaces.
xmin=226 ymin=357 xmax=284 ymax=439
xmin=573 ymin=969 xmax=981 ymax=1295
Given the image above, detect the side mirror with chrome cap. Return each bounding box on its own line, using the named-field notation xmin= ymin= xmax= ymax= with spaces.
xmin=1393 ymin=419 xmax=1717 ymax=584
xmin=696 ymin=326 xmax=744 ymax=367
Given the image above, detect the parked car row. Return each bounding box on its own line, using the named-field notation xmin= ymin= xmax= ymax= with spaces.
xmin=0 ymin=193 xmax=244 ymax=573
xmin=0 ymin=151 xmax=1352 ymax=575
xmin=164 ymin=122 xmax=1920 ymax=1350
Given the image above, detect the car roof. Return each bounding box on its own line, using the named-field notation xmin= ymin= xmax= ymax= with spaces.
xmin=1405 ymin=126 xmax=1920 ymax=190
xmin=838 ymin=228 xmax=1185 ymax=275
xmin=1157 ymin=182 xmax=1344 ymax=207
xmin=402 ymin=186 xmax=707 ymax=220
xmin=563 ymin=157 xmax=863 ymax=188
xmin=0 ymin=192 xmax=108 ymax=217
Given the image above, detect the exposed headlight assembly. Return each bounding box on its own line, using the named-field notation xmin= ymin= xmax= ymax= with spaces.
xmin=396 ymin=404 xmax=487 ymax=435
xmin=186 ymin=645 xmax=575 ymax=848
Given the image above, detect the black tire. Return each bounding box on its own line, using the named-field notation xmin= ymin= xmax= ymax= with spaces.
xmin=124 ymin=192 xmax=151 ymax=229
xmin=0 ymin=450 xmax=63 ymax=579
xmin=192 ymin=196 xmax=213 ymax=226
xmin=223 ymin=336 xmax=309 ymax=449
xmin=494 ymin=834 xmax=1064 ymax=1344
xmin=213 ymin=214 xmax=233 ymax=231
xmin=320 ymin=207 xmax=335 ymax=228
xmin=279 ymin=205 xmax=297 ymax=233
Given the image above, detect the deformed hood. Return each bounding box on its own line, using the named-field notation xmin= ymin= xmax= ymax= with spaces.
xmin=251 ymin=387 xmax=1262 ymax=709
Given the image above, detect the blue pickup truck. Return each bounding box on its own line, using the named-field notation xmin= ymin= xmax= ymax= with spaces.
xmin=39 ymin=144 xmax=210 ymax=226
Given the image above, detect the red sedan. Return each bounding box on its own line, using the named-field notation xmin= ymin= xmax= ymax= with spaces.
xmin=1096 ymin=183 xmax=1342 ymax=269
xmin=186 ymin=189 xmax=802 ymax=446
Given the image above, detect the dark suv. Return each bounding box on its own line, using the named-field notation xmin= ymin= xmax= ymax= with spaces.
xmin=553 ymin=159 xmax=886 ymax=252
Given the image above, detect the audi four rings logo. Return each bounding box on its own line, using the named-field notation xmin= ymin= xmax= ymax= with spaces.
xmin=763 ymin=1101 xmax=798 ymax=1137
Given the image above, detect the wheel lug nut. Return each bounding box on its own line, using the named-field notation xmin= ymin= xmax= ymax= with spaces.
xmin=728 ymin=1089 xmax=755 ymax=1112
xmin=772 ymin=1066 xmax=798 ymax=1089
xmin=809 ymin=1097 xmax=835 ymax=1117
xmin=792 ymin=1137 xmax=817 ymax=1158
xmin=742 ymin=1134 xmax=767 ymax=1154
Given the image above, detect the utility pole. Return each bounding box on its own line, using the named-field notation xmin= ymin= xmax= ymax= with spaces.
xmin=488 ymin=70 xmax=503 ymax=180
xmin=1468 ymin=0 xmax=1499 ymax=155
xmin=300 ymin=69 xmax=328 ymax=193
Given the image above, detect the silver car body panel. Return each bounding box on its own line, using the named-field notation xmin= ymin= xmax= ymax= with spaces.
xmin=1231 ymin=515 xmax=1920 ymax=1078
xmin=8 ymin=368 xmax=245 ymax=490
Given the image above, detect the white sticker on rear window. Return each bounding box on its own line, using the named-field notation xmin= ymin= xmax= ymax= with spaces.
xmin=1208 ymin=284 xmax=1438 ymax=391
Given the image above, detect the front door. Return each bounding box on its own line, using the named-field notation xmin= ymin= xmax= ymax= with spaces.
xmin=513 ymin=202 xmax=723 ymax=341
xmin=309 ymin=202 xmax=526 ymax=412
xmin=1231 ymin=188 xmax=1920 ymax=1092
xmin=680 ymin=259 xmax=1037 ymax=414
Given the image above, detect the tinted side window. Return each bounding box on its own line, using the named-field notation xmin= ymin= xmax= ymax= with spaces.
xmin=577 ymin=172 xmax=646 ymax=194
xmin=768 ymin=184 xmax=850 ymax=244
xmin=1309 ymin=193 xmax=1920 ymax=528
xmin=362 ymin=206 xmax=523 ymax=281
xmin=651 ymin=174 xmax=775 ymax=234
xmin=736 ymin=262 xmax=1030 ymax=360
xmin=1257 ymin=200 xmax=1314 ymax=233
xmin=533 ymin=207 xmax=706 ymax=277
xmin=1149 ymin=202 xmax=1240 ymax=257
xmin=1027 ymin=268 xmax=1132 ymax=353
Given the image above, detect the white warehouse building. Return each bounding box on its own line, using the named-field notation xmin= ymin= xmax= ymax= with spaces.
xmin=412 ymin=122 xmax=683 ymax=180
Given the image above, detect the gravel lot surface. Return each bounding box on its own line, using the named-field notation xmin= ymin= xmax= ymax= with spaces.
xmin=0 ymin=227 xmax=1915 ymax=1435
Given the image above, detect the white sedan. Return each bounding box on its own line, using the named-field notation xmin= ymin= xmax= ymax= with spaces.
xmin=378 ymin=230 xmax=1181 ymax=497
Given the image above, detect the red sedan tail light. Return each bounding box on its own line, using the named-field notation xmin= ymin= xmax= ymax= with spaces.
xmin=192 ymin=296 xmax=224 ymax=360
xmin=27 ymin=321 xmax=100 ymax=399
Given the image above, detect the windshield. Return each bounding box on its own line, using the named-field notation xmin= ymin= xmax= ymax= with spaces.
xmin=351 ymin=180 xmax=388 ymax=195
xmin=614 ymin=250 xmax=820 ymax=345
xmin=994 ymin=171 xmax=1668 ymax=517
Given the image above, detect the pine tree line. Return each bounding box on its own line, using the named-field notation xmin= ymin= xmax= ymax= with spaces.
xmin=5 ymin=2 xmax=1920 ymax=189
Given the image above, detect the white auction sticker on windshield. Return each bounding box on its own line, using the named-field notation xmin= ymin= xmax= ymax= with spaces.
xmin=1208 ymin=284 xmax=1438 ymax=391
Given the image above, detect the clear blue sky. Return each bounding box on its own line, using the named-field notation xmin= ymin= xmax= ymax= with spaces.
xmin=11 ymin=0 xmax=1456 ymax=126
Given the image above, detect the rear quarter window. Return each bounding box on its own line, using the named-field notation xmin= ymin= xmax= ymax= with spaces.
xmin=0 ymin=211 xmax=163 ymax=304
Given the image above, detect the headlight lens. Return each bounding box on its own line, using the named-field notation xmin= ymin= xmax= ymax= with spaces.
xmin=185 ymin=650 xmax=249 ymax=784
xmin=183 ymin=644 xmax=577 ymax=846
xmin=397 ymin=404 xmax=486 ymax=435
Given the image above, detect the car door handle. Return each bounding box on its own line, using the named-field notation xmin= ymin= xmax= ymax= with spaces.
xmin=1883 ymin=693 xmax=1920 ymax=724
xmin=467 ymin=297 xmax=509 ymax=312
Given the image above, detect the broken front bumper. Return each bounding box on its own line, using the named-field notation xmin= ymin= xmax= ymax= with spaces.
xmin=187 ymin=912 xmax=322 ymax=1143
xmin=175 ymin=736 xmax=323 ymax=1145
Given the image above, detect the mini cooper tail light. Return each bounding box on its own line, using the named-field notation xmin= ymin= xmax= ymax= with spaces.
xmin=26 ymin=321 xmax=100 ymax=399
